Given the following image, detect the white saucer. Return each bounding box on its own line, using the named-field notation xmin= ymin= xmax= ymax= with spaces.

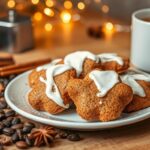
xmin=4 ymin=71 xmax=150 ymax=131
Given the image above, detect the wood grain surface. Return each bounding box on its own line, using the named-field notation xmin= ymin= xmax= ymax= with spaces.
xmin=3 ymin=20 xmax=149 ymax=150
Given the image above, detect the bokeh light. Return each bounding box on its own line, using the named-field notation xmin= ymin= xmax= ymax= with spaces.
xmin=104 ymin=22 xmax=114 ymax=31
xmin=33 ymin=12 xmax=43 ymax=21
xmin=77 ymin=2 xmax=85 ymax=10
xmin=102 ymin=5 xmax=109 ymax=13
xmin=45 ymin=0 xmax=54 ymax=7
xmin=60 ymin=11 xmax=72 ymax=24
xmin=7 ymin=0 xmax=16 ymax=8
xmin=31 ymin=0 xmax=39 ymax=5
xmin=64 ymin=1 xmax=73 ymax=9
xmin=44 ymin=23 xmax=53 ymax=31
xmin=44 ymin=8 xmax=54 ymax=17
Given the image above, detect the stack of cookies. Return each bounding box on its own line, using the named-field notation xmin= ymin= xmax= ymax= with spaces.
xmin=28 ymin=51 xmax=150 ymax=122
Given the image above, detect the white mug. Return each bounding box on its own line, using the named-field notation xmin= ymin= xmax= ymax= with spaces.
xmin=131 ymin=8 xmax=150 ymax=72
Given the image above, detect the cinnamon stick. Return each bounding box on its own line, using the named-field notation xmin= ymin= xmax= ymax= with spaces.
xmin=0 ymin=58 xmax=51 ymax=77
xmin=0 ymin=58 xmax=51 ymax=72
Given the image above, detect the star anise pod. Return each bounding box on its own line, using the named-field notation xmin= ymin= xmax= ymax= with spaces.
xmin=30 ymin=126 xmax=57 ymax=147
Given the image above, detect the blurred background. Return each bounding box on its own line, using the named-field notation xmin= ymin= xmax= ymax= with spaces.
xmin=0 ymin=0 xmax=150 ymax=54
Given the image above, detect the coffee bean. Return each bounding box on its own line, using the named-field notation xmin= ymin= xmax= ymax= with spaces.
xmin=0 ymin=101 xmax=7 ymax=109
xmin=16 ymin=129 xmax=24 ymax=140
xmin=12 ymin=118 xmax=21 ymax=125
xmin=67 ymin=133 xmax=81 ymax=141
xmin=0 ymin=113 xmax=5 ymax=121
xmin=0 ymin=124 xmax=5 ymax=133
xmin=0 ymin=144 xmax=3 ymax=150
xmin=22 ymin=126 xmax=32 ymax=134
xmin=2 ymin=119 xmax=11 ymax=127
xmin=24 ymin=122 xmax=35 ymax=128
xmin=0 ymin=97 xmax=5 ymax=102
xmin=59 ymin=131 xmax=68 ymax=139
xmin=11 ymin=132 xmax=19 ymax=143
xmin=24 ymin=135 xmax=33 ymax=147
xmin=3 ymin=79 xmax=9 ymax=87
xmin=3 ymin=128 xmax=15 ymax=136
xmin=7 ymin=117 xmax=14 ymax=122
xmin=0 ymin=135 xmax=11 ymax=145
xmin=11 ymin=123 xmax=23 ymax=130
xmin=5 ymin=109 xmax=15 ymax=117
xmin=16 ymin=141 xmax=28 ymax=149
xmin=0 ymin=92 xmax=4 ymax=98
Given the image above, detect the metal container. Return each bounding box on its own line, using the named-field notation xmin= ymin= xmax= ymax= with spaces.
xmin=0 ymin=10 xmax=34 ymax=53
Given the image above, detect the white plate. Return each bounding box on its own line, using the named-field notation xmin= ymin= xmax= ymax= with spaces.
xmin=4 ymin=71 xmax=150 ymax=131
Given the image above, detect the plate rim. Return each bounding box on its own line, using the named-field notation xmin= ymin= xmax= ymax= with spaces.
xmin=4 ymin=71 xmax=150 ymax=130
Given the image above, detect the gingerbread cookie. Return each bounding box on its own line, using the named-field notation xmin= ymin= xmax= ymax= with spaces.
xmin=29 ymin=59 xmax=62 ymax=87
xmin=63 ymin=51 xmax=101 ymax=78
xmin=67 ymin=70 xmax=133 ymax=121
xmin=28 ymin=64 xmax=76 ymax=114
xmin=121 ymin=70 xmax=150 ymax=112
xmin=97 ymin=53 xmax=129 ymax=73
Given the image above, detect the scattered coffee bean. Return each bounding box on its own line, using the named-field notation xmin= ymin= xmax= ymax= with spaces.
xmin=12 ymin=118 xmax=21 ymax=125
xmin=0 ymin=135 xmax=11 ymax=145
xmin=3 ymin=128 xmax=15 ymax=136
xmin=0 ymin=92 xmax=4 ymax=98
xmin=5 ymin=109 xmax=15 ymax=117
xmin=24 ymin=122 xmax=35 ymax=128
xmin=67 ymin=133 xmax=81 ymax=141
xmin=0 ymin=101 xmax=7 ymax=109
xmin=11 ymin=132 xmax=19 ymax=143
xmin=16 ymin=129 xmax=24 ymax=141
xmin=0 ymin=113 xmax=5 ymax=121
xmin=22 ymin=126 xmax=32 ymax=134
xmin=11 ymin=123 xmax=23 ymax=130
xmin=3 ymin=79 xmax=9 ymax=87
xmin=2 ymin=119 xmax=11 ymax=127
xmin=0 ymin=124 xmax=5 ymax=133
xmin=0 ymin=110 xmax=4 ymax=114
xmin=24 ymin=135 xmax=33 ymax=147
xmin=0 ymin=144 xmax=3 ymax=150
xmin=59 ymin=131 xmax=68 ymax=139
xmin=16 ymin=141 xmax=28 ymax=149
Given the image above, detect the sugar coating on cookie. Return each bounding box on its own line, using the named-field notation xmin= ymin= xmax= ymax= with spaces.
xmin=64 ymin=51 xmax=99 ymax=77
xmin=120 ymin=69 xmax=150 ymax=97
xmin=40 ymin=64 xmax=73 ymax=108
xmin=98 ymin=53 xmax=124 ymax=65
xmin=89 ymin=70 xmax=119 ymax=97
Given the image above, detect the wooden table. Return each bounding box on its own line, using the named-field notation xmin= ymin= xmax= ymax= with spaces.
xmin=6 ymin=20 xmax=150 ymax=150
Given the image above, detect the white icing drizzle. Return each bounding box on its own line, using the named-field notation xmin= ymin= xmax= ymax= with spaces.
xmin=64 ymin=51 xmax=99 ymax=77
xmin=120 ymin=70 xmax=150 ymax=97
xmin=40 ymin=64 xmax=72 ymax=108
xmin=36 ymin=58 xmax=62 ymax=72
xmin=89 ymin=70 xmax=119 ymax=97
xmin=98 ymin=53 xmax=124 ymax=65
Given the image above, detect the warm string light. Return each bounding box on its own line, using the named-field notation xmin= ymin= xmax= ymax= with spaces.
xmin=45 ymin=0 xmax=54 ymax=7
xmin=33 ymin=12 xmax=43 ymax=21
xmin=7 ymin=0 xmax=16 ymax=8
xmin=31 ymin=0 xmax=39 ymax=5
xmin=77 ymin=2 xmax=85 ymax=10
xmin=44 ymin=8 xmax=54 ymax=17
xmin=60 ymin=11 xmax=72 ymax=24
xmin=103 ymin=22 xmax=115 ymax=38
xmin=64 ymin=0 xmax=73 ymax=9
xmin=94 ymin=0 xmax=101 ymax=3
xmin=101 ymin=5 xmax=109 ymax=13
xmin=44 ymin=23 xmax=53 ymax=31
